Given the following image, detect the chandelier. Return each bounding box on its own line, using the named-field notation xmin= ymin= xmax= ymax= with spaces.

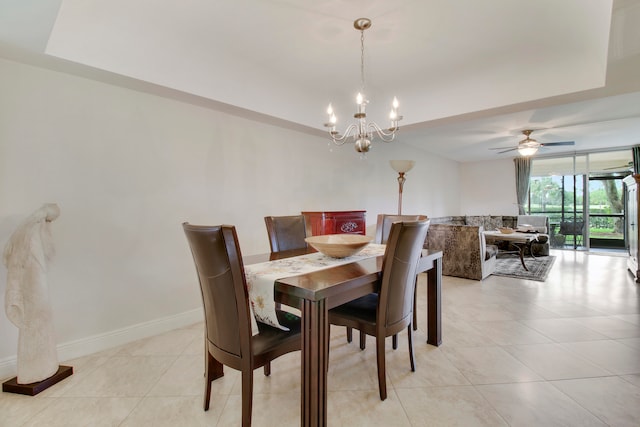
xmin=324 ymin=18 xmax=402 ymax=153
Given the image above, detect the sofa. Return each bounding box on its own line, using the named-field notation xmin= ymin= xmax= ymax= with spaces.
xmin=425 ymin=223 xmax=498 ymax=281
xmin=430 ymin=215 xmax=550 ymax=256
xmin=424 ymin=215 xmax=550 ymax=281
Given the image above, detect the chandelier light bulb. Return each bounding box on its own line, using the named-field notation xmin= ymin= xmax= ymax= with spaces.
xmin=356 ymin=93 xmax=363 ymax=105
xmin=392 ymin=97 xmax=399 ymax=109
xmin=330 ymin=113 xmax=337 ymax=125
xmin=327 ymin=104 xmax=333 ymax=115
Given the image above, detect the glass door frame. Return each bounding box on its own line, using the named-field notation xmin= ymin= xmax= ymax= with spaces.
xmin=528 ymin=150 xmax=632 ymax=252
xmin=587 ymin=174 xmax=627 ymax=249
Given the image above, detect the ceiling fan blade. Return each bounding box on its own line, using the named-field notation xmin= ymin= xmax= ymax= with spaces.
xmin=489 ymin=146 xmax=515 ymax=150
xmin=603 ymin=165 xmax=627 ymax=170
xmin=603 ymin=162 xmax=633 ymax=170
xmin=541 ymin=141 xmax=575 ymax=146
xmin=497 ymin=147 xmax=518 ymax=154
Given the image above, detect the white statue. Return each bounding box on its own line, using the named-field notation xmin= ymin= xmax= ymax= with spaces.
xmin=3 ymin=203 xmax=61 ymax=384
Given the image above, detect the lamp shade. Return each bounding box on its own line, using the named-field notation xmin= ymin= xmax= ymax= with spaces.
xmin=390 ymin=160 xmax=415 ymax=173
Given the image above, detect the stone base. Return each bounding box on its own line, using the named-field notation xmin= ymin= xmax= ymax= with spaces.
xmin=2 ymin=365 xmax=73 ymax=396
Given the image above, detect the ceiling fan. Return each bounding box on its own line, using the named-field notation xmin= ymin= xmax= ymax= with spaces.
xmin=603 ymin=161 xmax=633 ymax=171
xmin=491 ymin=130 xmax=575 ymax=156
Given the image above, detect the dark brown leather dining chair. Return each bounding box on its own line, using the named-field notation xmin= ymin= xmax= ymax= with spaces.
xmin=329 ymin=219 xmax=430 ymax=401
xmin=377 ymin=214 xmax=429 ymax=326
xmin=182 ymin=223 xmax=301 ymax=427
xmin=342 ymin=214 xmax=429 ymax=347
xmin=375 ymin=214 xmax=428 ymax=245
xmin=264 ymin=215 xmax=311 ymax=252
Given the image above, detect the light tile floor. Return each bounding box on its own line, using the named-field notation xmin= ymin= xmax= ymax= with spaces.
xmin=2 ymin=250 xmax=639 ymax=426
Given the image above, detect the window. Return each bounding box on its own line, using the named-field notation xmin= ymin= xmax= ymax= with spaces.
xmin=528 ymin=150 xmax=632 ymax=250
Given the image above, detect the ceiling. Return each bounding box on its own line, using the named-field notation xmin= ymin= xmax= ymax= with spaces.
xmin=1 ymin=0 xmax=640 ymax=163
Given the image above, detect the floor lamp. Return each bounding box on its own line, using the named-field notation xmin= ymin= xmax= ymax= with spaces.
xmin=390 ymin=160 xmax=415 ymax=215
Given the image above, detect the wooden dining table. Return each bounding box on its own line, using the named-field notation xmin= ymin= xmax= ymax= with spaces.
xmin=243 ymin=247 xmax=443 ymax=427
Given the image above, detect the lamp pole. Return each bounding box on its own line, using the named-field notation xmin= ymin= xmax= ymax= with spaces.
xmin=397 ymin=172 xmax=407 ymax=215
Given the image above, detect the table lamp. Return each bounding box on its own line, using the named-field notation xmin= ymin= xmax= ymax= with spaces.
xmin=390 ymin=160 xmax=415 ymax=215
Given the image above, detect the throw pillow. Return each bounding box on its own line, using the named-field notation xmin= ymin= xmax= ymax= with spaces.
xmin=465 ymin=216 xmax=484 ymax=227
xmin=484 ymin=216 xmax=503 ymax=231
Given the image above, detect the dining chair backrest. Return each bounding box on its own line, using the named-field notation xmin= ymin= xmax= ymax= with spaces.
xmin=182 ymin=223 xmax=251 ymax=359
xmin=183 ymin=222 xmax=302 ymax=423
xmin=378 ymin=219 xmax=431 ymax=330
xmin=264 ymin=215 xmax=311 ymax=252
xmin=375 ymin=214 xmax=428 ymax=244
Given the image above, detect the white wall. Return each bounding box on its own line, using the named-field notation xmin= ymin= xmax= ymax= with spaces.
xmin=0 ymin=58 xmax=461 ymax=376
xmin=459 ymin=159 xmax=520 ymax=216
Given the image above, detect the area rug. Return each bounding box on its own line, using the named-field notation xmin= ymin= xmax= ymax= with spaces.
xmin=492 ymin=255 xmax=556 ymax=282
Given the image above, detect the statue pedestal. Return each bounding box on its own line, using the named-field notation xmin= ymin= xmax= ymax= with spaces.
xmin=2 ymin=365 xmax=73 ymax=396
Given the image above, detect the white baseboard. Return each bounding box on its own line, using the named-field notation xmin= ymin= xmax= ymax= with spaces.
xmin=0 ymin=308 xmax=203 ymax=381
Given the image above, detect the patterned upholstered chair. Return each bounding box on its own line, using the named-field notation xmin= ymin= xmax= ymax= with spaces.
xmin=425 ymin=224 xmax=498 ymax=280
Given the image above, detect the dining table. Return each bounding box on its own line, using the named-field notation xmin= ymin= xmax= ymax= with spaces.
xmin=243 ymin=246 xmax=443 ymax=427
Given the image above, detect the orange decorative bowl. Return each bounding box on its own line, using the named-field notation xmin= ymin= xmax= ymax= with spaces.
xmin=305 ymin=234 xmax=372 ymax=258
xmin=498 ymin=227 xmax=515 ymax=234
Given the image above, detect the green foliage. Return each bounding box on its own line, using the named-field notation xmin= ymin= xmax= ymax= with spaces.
xmin=529 ymin=175 xmax=624 ymax=226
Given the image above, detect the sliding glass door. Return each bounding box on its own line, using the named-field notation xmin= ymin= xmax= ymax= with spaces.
xmin=587 ymin=151 xmax=629 ymax=249
xmin=528 ymin=150 xmax=632 ymax=251
xmin=587 ymin=176 xmax=625 ymax=248
xmin=529 ymin=156 xmax=586 ymax=249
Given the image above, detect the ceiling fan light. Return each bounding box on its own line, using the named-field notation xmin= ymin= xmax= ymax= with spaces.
xmin=518 ymin=146 xmax=538 ymax=156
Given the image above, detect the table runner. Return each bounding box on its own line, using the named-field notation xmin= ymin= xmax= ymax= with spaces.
xmin=244 ymin=243 xmax=386 ymax=335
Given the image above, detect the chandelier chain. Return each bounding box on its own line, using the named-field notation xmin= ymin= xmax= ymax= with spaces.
xmin=360 ymin=29 xmax=365 ymax=94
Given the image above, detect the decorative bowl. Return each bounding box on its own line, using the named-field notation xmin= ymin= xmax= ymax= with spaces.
xmin=498 ymin=227 xmax=515 ymax=234
xmin=305 ymin=234 xmax=372 ymax=258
